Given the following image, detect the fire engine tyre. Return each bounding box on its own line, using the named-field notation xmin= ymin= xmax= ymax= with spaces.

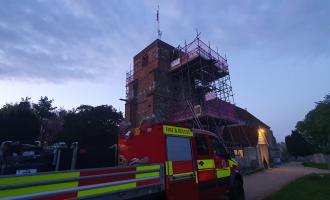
xmin=229 ymin=179 xmax=245 ymax=200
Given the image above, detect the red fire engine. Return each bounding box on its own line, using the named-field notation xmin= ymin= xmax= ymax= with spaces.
xmin=118 ymin=123 xmax=244 ymax=200
xmin=0 ymin=124 xmax=244 ymax=200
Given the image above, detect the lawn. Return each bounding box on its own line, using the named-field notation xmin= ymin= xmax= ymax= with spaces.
xmin=303 ymin=162 xmax=329 ymax=170
xmin=264 ymin=174 xmax=330 ymax=200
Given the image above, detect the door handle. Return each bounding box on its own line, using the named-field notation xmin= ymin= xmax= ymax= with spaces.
xmin=170 ymin=172 xmax=195 ymax=181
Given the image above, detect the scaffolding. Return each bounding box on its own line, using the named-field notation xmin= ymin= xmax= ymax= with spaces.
xmin=124 ymin=35 xmax=237 ymax=133
xmin=170 ymin=35 xmax=234 ymax=102
xmin=126 ymin=70 xmax=133 ymax=101
xmin=169 ymin=34 xmax=236 ymax=131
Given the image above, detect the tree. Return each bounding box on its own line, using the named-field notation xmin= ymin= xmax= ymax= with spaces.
xmin=0 ymin=98 xmax=40 ymax=143
xmin=296 ymin=93 xmax=330 ymax=153
xmin=0 ymin=96 xmax=123 ymax=148
xmin=285 ymin=130 xmax=313 ymax=158
xmin=33 ymin=96 xmax=57 ymax=120
xmin=56 ymin=105 xmax=123 ymax=147
xmin=31 ymin=96 xmax=57 ymax=145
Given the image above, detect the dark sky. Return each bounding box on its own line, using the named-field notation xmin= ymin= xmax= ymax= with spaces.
xmin=0 ymin=0 xmax=329 ymax=141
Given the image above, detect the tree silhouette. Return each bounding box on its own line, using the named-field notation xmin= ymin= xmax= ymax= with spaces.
xmin=296 ymin=92 xmax=330 ymax=153
xmin=0 ymin=98 xmax=40 ymax=143
xmin=56 ymin=105 xmax=123 ymax=147
xmin=33 ymin=96 xmax=57 ymax=120
xmin=0 ymin=97 xmax=123 ymax=149
xmin=285 ymin=130 xmax=313 ymax=158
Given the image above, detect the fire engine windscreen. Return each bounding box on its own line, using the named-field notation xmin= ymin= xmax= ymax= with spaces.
xmin=166 ymin=136 xmax=192 ymax=161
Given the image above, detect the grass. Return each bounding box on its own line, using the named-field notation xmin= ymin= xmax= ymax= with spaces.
xmin=303 ymin=162 xmax=329 ymax=170
xmin=264 ymin=174 xmax=330 ymax=200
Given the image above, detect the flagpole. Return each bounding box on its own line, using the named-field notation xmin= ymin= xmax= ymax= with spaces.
xmin=157 ymin=5 xmax=162 ymax=39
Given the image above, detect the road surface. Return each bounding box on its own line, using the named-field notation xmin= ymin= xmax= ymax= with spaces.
xmin=243 ymin=162 xmax=330 ymax=200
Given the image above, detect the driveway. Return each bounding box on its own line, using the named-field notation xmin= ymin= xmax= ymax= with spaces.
xmin=243 ymin=162 xmax=330 ymax=200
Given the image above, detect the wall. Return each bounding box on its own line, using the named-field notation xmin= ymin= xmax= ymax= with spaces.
xmin=125 ymin=40 xmax=175 ymax=127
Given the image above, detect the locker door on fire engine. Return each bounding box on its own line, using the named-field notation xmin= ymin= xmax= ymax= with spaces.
xmin=165 ymin=136 xmax=198 ymax=200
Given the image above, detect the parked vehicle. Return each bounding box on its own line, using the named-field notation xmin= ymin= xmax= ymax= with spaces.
xmin=0 ymin=141 xmax=54 ymax=175
xmin=0 ymin=124 xmax=244 ymax=200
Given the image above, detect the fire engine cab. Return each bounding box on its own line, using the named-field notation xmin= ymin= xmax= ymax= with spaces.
xmin=119 ymin=123 xmax=245 ymax=200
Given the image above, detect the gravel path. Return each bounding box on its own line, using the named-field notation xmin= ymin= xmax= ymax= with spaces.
xmin=243 ymin=162 xmax=330 ymax=200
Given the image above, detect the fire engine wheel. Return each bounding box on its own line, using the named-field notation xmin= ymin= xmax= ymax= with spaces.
xmin=229 ymin=179 xmax=245 ymax=200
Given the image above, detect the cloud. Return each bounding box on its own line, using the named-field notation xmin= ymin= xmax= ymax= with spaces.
xmin=0 ymin=0 xmax=149 ymax=82
xmin=0 ymin=0 xmax=329 ymax=83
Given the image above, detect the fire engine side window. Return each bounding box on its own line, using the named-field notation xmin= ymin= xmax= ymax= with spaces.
xmin=166 ymin=136 xmax=192 ymax=161
xmin=211 ymin=137 xmax=228 ymax=156
xmin=195 ymin=135 xmax=209 ymax=155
